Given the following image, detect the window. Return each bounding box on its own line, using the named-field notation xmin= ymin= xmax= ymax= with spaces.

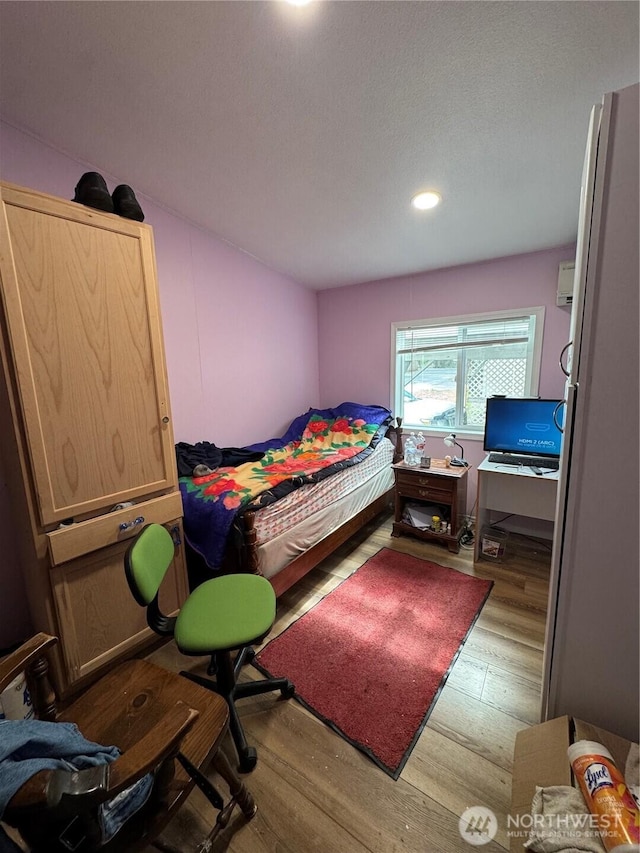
xmin=392 ymin=307 xmax=545 ymax=434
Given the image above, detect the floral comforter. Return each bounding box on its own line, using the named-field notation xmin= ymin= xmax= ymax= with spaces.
xmin=179 ymin=402 xmax=392 ymax=571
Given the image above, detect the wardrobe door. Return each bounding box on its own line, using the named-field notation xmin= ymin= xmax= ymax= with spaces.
xmin=0 ymin=183 xmax=177 ymax=526
xmin=50 ymin=519 xmax=187 ymax=687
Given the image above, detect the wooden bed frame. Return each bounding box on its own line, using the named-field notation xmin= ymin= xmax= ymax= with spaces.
xmin=244 ymin=487 xmax=394 ymax=596
xmin=227 ymin=420 xmax=403 ymax=596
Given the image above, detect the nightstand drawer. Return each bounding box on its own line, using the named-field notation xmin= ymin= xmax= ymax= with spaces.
xmin=396 ymin=482 xmax=453 ymax=504
xmin=395 ymin=471 xmax=455 ymax=494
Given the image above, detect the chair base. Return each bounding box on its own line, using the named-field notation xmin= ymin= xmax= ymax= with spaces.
xmin=180 ymin=647 xmax=294 ymax=773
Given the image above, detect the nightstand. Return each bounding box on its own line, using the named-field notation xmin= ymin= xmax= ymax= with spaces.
xmin=391 ymin=460 xmax=469 ymax=553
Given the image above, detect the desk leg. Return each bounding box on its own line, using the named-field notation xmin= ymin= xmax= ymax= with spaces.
xmin=474 ymin=471 xmax=489 ymax=562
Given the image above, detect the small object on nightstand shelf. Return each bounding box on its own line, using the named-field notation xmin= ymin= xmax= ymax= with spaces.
xmin=420 ymin=455 xmax=431 ymax=468
xmin=444 ymin=455 xmax=451 ymax=467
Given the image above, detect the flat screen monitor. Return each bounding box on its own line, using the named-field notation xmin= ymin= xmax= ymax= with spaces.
xmin=483 ymin=397 xmax=563 ymax=458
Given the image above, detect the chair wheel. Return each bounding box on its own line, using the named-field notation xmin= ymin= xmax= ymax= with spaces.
xmin=238 ymin=746 xmax=257 ymax=773
xmin=281 ymin=681 xmax=295 ymax=699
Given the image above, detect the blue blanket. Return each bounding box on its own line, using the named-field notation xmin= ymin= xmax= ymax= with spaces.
xmin=180 ymin=402 xmax=391 ymax=571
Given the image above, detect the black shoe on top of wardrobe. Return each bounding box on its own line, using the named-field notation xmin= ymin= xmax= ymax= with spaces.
xmin=72 ymin=172 xmax=114 ymax=213
xmin=112 ymin=184 xmax=144 ymax=221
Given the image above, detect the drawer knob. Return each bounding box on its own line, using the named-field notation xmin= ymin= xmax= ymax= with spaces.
xmin=119 ymin=516 xmax=145 ymax=532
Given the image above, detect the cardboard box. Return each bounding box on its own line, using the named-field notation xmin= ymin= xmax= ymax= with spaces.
xmin=509 ymin=716 xmax=634 ymax=852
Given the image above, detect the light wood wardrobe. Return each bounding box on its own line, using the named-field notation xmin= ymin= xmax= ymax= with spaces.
xmin=0 ymin=181 xmax=188 ymax=697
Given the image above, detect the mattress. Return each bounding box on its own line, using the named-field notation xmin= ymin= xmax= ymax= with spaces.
xmin=250 ymin=437 xmax=395 ymax=579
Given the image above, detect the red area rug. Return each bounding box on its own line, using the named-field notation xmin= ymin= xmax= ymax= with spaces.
xmin=254 ymin=548 xmax=493 ymax=778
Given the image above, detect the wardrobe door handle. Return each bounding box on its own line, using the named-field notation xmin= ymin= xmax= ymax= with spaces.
xmin=553 ymin=401 xmax=566 ymax=434
xmin=559 ymin=341 xmax=572 ymax=377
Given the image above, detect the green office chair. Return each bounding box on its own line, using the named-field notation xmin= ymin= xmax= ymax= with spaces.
xmin=124 ymin=523 xmax=294 ymax=773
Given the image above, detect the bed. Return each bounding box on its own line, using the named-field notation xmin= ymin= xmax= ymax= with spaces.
xmin=177 ymin=403 xmax=402 ymax=596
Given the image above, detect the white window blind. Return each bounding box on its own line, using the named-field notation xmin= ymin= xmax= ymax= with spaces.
xmin=395 ymin=316 xmax=535 ymax=355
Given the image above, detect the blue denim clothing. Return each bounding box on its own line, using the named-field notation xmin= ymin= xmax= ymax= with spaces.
xmin=99 ymin=774 xmax=153 ymax=842
xmin=0 ymin=719 xmax=152 ymax=843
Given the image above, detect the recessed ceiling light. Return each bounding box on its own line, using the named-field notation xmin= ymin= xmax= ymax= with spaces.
xmin=411 ymin=191 xmax=442 ymax=210
xmin=286 ymin=0 xmax=313 ymax=5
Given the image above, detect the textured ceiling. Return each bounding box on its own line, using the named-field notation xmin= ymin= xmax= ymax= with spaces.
xmin=0 ymin=1 xmax=638 ymax=289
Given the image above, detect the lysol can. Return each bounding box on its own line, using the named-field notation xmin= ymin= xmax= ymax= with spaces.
xmin=567 ymin=740 xmax=640 ymax=851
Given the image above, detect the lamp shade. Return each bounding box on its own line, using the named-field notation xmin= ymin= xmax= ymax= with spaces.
xmin=443 ymin=433 xmax=467 ymax=466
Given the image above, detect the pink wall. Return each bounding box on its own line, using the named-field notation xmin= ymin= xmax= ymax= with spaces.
xmin=0 ymin=121 xmax=320 ymax=446
xmin=0 ymin=119 xmax=574 ymax=648
xmin=0 ymin=120 xmax=319 ymax=646
xmin=317 ymin=248 xmax=574 ymax=507
xmin=147 ymin=204 xmax=319 ymax=447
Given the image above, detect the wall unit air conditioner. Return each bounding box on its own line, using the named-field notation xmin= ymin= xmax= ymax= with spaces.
xmin=557 ymin=261 xmax=576 ymax=306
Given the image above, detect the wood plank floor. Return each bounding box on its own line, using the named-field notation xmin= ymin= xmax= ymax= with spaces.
xmin=146 ymin=511 xmax=552 ymax=853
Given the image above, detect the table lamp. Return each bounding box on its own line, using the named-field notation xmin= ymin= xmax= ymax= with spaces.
xmin=444 ymin=433 xmax=468 ymax=466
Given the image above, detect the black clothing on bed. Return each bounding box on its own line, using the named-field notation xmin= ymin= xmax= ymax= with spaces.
xmin=175 ymin=441 xmax=264 ymax=478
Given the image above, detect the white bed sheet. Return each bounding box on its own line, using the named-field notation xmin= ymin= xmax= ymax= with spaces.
xmin=256 ymin=460 xmax=394 ymax=580
xmin=252 ymin=436 xmax=394 ymax=543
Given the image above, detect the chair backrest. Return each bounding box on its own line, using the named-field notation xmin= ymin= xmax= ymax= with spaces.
xmin=124 ymin=523 xmax=175 ymax=607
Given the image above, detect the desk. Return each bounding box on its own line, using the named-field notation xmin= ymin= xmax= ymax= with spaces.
xmin=474 ymin=458 xmax=559 ymax=562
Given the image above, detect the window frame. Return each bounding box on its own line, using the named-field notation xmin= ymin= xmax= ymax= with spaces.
xmin=390 ymin=306 xmax=546 ymax=438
